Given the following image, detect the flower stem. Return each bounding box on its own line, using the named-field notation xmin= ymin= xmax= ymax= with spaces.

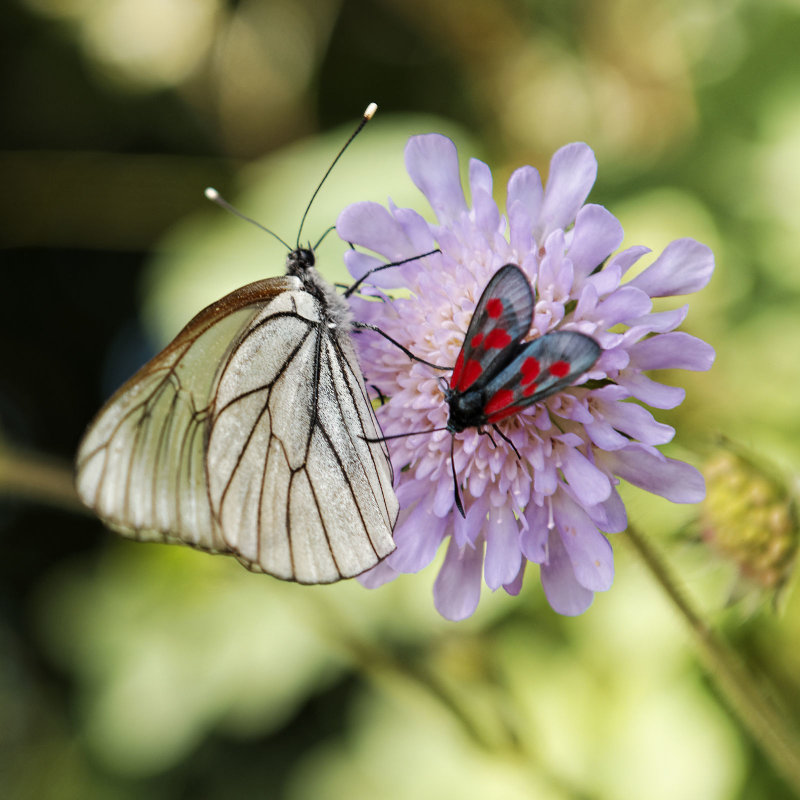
xmin=0 ymin=447 xmax=83 ymax=511
xmin=625 ymin=523 xmax=800 ymax=793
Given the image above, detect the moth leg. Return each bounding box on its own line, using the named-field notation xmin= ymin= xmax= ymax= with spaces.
xmin=479 ymin=427 xmax=498 ymax=449
xmin=492 ymin=424 xmax=521 ymax=460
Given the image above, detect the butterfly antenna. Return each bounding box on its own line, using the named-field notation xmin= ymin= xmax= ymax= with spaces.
xmin=295 ymin=102 xmax=377 ymax=249
xmin=204 ymin=187 xmax=292 ymax=250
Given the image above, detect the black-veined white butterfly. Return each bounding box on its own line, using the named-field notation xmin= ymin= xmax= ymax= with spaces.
xmin=75 ymin=103 xmax=400 ymax=584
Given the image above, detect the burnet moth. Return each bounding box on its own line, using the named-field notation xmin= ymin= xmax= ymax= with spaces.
xmin=373 ymin=263 xmax=602 ymax=517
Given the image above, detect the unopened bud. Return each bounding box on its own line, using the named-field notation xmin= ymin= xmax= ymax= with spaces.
xmin=701 ymin=448 xmax=797 ymax=595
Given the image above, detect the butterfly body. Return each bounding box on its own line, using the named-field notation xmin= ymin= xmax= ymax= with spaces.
xmin=76 ymin=245 xmax=398 ymax=584
xmin=286 ymin=246 xmax=352 ymax=326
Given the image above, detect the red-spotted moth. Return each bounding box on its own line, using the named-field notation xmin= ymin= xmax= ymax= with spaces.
xmin=444 ymin=263 xmax=600 ymax=514
xmin=369 ymin=263 xmax=601 ymax=516
xmin=446 ymin=263 xmax=600 ymax=429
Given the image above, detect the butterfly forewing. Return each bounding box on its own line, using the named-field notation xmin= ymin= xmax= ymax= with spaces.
xmin=480 ymin=331 xmax=601 ymax=424
xmin=451 ymin=263 xmax=535 ymax=392
xmin=75 ymin=277 xmax=299 ymax=553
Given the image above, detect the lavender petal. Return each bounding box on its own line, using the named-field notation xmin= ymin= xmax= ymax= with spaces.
xmin=540 ymin=528 xmax=595 ymax=615
xmin=628 ymin=238 xmax=714 ymax=297
xmin=405 ymin=134 xmax=467 ymax=225
xmin=433 ymin=538 xmax=485 ymax=621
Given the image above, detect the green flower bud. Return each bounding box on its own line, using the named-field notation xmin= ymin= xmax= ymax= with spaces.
xmin=701 ymin=449 xmax=797 ymax=593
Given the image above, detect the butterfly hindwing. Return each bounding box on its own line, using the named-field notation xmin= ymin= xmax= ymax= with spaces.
xmin=206 ymin=289 xmax=396 ymax=583
xmin=479 ymin=330 xmax=601 ymax=424
xmin=450 ymin=263 xmax=534 ymax=392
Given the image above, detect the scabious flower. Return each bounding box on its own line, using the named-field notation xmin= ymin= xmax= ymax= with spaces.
xmin=337 ymin=135 xmax=715 ymax=620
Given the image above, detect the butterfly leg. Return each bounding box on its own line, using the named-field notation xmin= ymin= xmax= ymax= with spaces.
xmin=343 ymin=248 xmax=440 ymax=298
xmin=352 ymin=322 xmax=450 ymax=370
xmin=370 ymin=384 xmax=388 ymax=407
xmin=359 ymin=425 xmax=451 ymax=444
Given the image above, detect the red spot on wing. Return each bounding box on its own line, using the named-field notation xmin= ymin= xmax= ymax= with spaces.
xmin=548 ymin=360 xmax=570 ymax=378
xmin=521 ymin=356 xmax=540 ymax=384
xmin=484 ymin=388 xmax=514 ymax=416
xmin=459 ymin=359 xmax=483 ymax=390
xmin=522 ymin=382 xmax=538 ymax=397
xmin=450 ymin=350 xmax=464 ymax=389
xmin=486 ymin=298 xmax=503 ymax=318
xmin=487 ymin=403 xmax=524 ymax=424
xmin=484 ymin=328 xmax=511 ymax=349
xmin=470 ymin=332 xmax=484 ymax=348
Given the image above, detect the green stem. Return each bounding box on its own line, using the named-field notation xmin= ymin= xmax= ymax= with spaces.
xmin=0 ymin=447 xmax=84 ymax=512
xmin=625 ymin=523 xmax=800 ymax=793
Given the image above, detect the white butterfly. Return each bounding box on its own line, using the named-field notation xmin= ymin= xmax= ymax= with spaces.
xmin=75 ymin=105 xmax=398 ymax=584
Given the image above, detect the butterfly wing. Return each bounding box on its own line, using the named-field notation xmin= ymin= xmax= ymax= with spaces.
xmin=75 ymin=277 xmax=299 ymax=553
xmin=478 ymin=331 xmax=601 ymax=424
xmin=76 ymin=276 xmax=397 ymax=584
xmin=450 ymin=264 xmax=535 ymax=393
xmin=206 ymin=290 xmax=397 ymax=584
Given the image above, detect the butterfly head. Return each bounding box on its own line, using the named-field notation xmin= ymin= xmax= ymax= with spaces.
xmin=287 ymin=247 xmax=316 ymax=277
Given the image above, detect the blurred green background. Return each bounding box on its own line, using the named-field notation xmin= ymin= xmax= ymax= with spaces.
xmin=2 ymin=0 xmax=800 ymax=798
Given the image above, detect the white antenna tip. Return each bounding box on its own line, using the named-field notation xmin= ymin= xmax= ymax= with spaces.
xmin=364 ymin=102 xmax=378 ymax=120
xmin=204 ymin=187 xmax=219 ymax=201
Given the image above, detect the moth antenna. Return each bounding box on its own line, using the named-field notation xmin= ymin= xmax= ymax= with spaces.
xmin=343 ymin=248 xmax=441 ymax=298
xmin=451 ymin=436 xmax=465 ymax=518
xmin=296 ymin=102 xmax=377 ymax=249
xmin=204 ymin=187 xmax=292 ymax=250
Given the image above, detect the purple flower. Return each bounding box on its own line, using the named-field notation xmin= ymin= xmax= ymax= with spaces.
xmin=337 ymin=135 xmax=714 ymax=620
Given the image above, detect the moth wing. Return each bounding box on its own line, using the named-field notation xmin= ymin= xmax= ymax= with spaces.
xmin=451 ymin=264 xmax=534 ymax=392
xmin=75 ymin=277 xmax=299 ymax=553
xmin=207 ymin=290 xmax=398 ymax=584
xmin=480 ymin=331 xmax=601 ymax=424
